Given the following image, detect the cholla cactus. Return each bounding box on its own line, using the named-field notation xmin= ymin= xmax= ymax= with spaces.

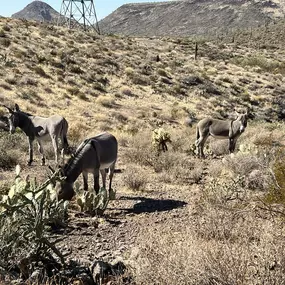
xmin=152 ymin=128 xmax=171 ymax=152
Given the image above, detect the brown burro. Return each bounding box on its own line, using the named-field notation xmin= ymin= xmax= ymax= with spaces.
xmin=195 ymin=111 xmax=248 ymax=158
xmin=2 ymin=103 xmax=69 ymax=166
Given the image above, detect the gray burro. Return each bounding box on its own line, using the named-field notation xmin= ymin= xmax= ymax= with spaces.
xmin=58 ymin=132 xmax=118 ymax=200
xmin=3 ymin=103 xmax=69 ymax=165
xmin=195 ymin=111 xmax=248 ymax=158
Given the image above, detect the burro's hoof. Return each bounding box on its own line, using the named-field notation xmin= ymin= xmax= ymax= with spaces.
xmin=41 ymin=159 xmax=46 ymax=166
xmin=27 ymin=161 xmax=32 ymax=166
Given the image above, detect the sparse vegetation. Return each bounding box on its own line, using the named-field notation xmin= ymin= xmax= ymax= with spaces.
xmin=1 ymin=15 xmax=285 ymax=285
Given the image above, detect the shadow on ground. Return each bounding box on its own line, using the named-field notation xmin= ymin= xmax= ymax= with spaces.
xmin=115 ymin=196 xmax=187 ymax=214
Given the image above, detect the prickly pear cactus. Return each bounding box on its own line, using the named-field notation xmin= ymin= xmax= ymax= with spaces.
xmin=0 ymin=165 xmax=69 ymax=275
xmin=76 ymin=187 xmax=114 ymax=215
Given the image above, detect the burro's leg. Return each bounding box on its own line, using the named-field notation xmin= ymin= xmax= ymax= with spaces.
xmin=108 ymin=162 xmax=116 ymax=193
xmin=196 ymin=132 xmax=209 ymax=158
xmin=100 ymin=169 xmax=107 ymax=189
xmin=27 ymin=137 xmax=34 ymax=166
xmin=51 ymin=135 xmax=59 ymax=164
xmin=229 ymin=137 xmax=237 ymax=153
xmin=37 ymin=139 xmax=45 ymax=166
xmin=82 ymin=171 xmax=88 ymax=191
xmin=93 ymin=169 xmax=100 ymax=195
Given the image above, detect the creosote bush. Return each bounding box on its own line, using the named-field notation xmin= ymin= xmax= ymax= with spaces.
xmin=123 ymin=165 xmax=147 ymax=191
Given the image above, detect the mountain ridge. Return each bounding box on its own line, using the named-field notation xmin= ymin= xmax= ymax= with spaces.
xmin=99 ymin=0 xmax=285 ymax=37
xmin=11 ymin=1 xmax=60 ymax=22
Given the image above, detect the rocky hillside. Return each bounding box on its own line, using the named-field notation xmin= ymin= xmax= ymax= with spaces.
xmin=1 ymin=16 xmax=285 ymax=285
xmin=11 ymin=1 xmax=59 ymax=22
xmin=100 ymin=0 xmax=285 ymax=37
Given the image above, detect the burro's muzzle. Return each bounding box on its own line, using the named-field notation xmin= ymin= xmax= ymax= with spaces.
xmin=9 ymin=126 xmax=15 ymax=134
xmin=239 ymin=125 xmax=245 ymax=133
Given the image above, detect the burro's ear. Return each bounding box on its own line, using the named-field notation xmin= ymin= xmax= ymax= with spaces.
xmin=1 ymin=104 xmax=13 ymax=114
xmin=14 ymin=104 xmax=20 ymax=112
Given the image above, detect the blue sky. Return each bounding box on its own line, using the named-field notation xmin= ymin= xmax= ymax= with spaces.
xmin=1 ymin=0 xmax=171 ymax=20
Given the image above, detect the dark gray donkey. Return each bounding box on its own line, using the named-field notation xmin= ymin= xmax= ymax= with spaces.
xmin=3 ymin=104 xmax=69 ymax=165
xmin=58 ymin=132 xmax=118 ymax=200
xmin=195 ymin=111 xmax=248 ymax=158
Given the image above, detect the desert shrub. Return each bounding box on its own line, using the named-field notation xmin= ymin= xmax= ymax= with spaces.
xmin=93 ymin=82 xmax=106 ymax=93
xmin=112 ymin=112 xmax=128 ymax=123
xmin=20 ymin=76 xmax=38 ymax=86
xmin=2 ymin=25 xmax=10 ymax=32
xmin=202 ymin=175 xmax=247 ymax=206
xmin=120 ymin=86 xmax=133 ymax=96
xmin=123 ymin=165 xmax=147 ymax=191
xmin=96 ymin=95 xmax=115 ymax=108
xmin=0 ymin=29 xmax=5 ymax=37
xmin=0 ymin=38 xmax=11 ymax=47
xmin=207 ymin=160 xmax=224 ymax=177
xmin=157 ymin=68 xmax=169 ymax=77
xmin=222 ymin=153 xmax=266 ymax=177
xmin=246 ymin=169 xmax=271 ymax=190
xmin=124 ymin=135 xmax=154 ymax=166
xmin=232 ymin=55 xmax=285 ymax=74
xmin=125 ymin=67 xmax=135 ymax=76
xmin=5 ymin=76 xmax=17 ymax=85
xmin=130 ymin=73 xmax=150 ymax=85
xmin=0 ymin=149 xmax=18 ymax=170
xmin=151 ymin=152 xmax=177 ymax=173
xmin=68 ymin=122 xmax=90 ymax=142
xmin=0 ymin=131 xmax=26 ymax=169
xmin=0 ymin=83 xmax=12 ymax=90
xmin=264 ymin=149 xmax=285 ymax=205
xmin=67 ymin=86 xmax=80 ymax=95
xmin=69 ymin=65 xmax=84 ymax=74
xmin=34 ymin=66 xmax=47 ymax=77
xmin=209 ymin=139 xmax=229 ymax=156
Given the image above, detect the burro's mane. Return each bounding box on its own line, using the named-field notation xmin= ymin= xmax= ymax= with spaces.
xmin=63 ymin=138 xmax=93 ymax=175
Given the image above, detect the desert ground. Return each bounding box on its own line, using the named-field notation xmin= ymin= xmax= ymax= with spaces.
xmin=1 ymin=17 xmax=285 ymax=284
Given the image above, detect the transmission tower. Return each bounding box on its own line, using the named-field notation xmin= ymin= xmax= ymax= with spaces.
xmin=58 ymin=0 xmax=100 ymax=34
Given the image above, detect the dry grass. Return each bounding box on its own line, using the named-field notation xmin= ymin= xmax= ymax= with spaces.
xmin=2 ymin=17 xmax=285 ymax=284
xmin=123 ymin=164 xmax=147 ymax=191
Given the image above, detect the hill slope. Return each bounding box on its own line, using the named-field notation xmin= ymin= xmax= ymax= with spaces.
xmin=11 ymin=1 xmax=60 ymax=22
xmin=100 ymin=0 xmax=285 ymax=37
xmin=1 ymin=16 xmax=285 ymax=285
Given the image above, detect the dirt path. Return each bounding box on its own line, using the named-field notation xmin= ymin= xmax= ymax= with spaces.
xmin=57 ymin=178 xmax=201 ymax=269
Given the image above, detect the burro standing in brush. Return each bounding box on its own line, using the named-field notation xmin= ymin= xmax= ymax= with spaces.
xmin=195 ymin=111 xmax=248 ymax=158
xmin=2 ymin=103 xmax=69 ymax=165
xmin=58 ymin=132 xmax=118 ymax=201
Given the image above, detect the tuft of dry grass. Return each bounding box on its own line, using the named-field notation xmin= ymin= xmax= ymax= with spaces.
xmin=123 ymin=165 xmax=147 ymax=191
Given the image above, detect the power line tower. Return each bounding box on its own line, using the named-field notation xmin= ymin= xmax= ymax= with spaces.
xmin=58 ymin=0 xmax=100 ymax=34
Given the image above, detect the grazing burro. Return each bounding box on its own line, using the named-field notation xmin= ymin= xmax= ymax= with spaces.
xmin=195 ymin=111 xmax=248 ymax=158
xmin=58 ymin=132 xmax=118 ymax=201
xmin=2 ymin=103 xmax=69 ymax=165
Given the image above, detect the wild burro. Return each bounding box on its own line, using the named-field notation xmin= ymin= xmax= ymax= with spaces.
xmin=2 ymin=103 xmax=69 ymax=165
xmin=195 ymin=111 xmax=248 ymax=158
xmin=58 ymin=132 xmax=118 ymax=200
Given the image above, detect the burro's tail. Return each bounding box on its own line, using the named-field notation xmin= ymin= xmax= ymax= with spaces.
xmin=196 ymin=125 xmax=200 ymax=142
xmin=62 ymin=118 xmax=70 ymax=154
